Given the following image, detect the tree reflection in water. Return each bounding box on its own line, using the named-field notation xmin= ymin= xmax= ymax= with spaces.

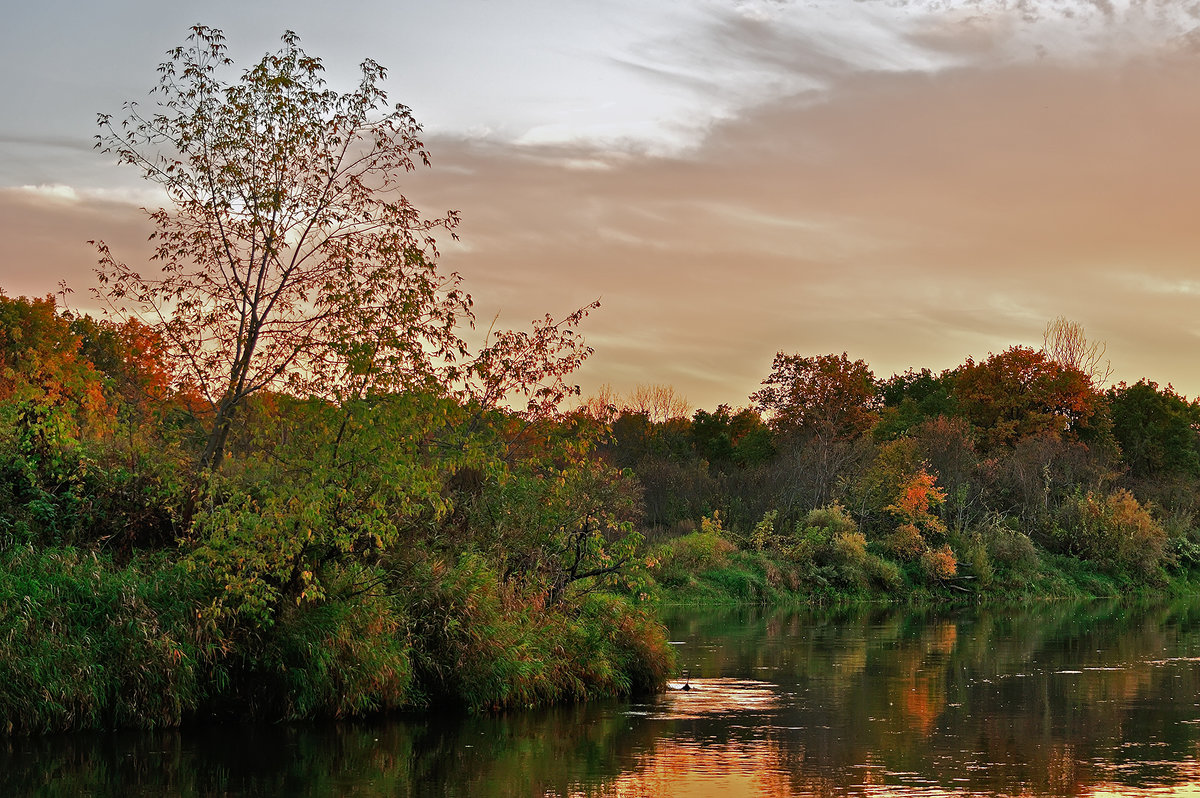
xmin=8 ymin=599 xmax=1200 ymax=797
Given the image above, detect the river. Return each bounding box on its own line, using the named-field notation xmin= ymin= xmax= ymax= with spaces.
xmin=7 ymin=598 xmax=1200 ymax=796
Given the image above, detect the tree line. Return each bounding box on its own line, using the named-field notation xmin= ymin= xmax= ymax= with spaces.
xmin=590 ymin=331 xmax=1200 ymax=591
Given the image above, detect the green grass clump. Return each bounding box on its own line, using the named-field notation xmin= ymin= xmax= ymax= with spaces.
xmin=0 ymin=545 xmax=208 ymax=733
xmin=229 ymin=567 xmax=415 ymax=721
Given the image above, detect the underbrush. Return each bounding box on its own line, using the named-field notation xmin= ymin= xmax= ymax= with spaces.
xmin=404 ymin=553 xmax=672 ymax=712
xmin=0 ymin=547 xmax=673 ymax=733
xmin=646 ymin=506 xmax=1200 ymax=606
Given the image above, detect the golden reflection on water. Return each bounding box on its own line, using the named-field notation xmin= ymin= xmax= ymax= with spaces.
xmin=658 ymin=678 xmax=781 ymax=721
xmin=578 ymin=604 xmax=1200 ymax=798
xmin=604 ymin=739 xmax=795 ymax=798
xmin=598 ymin=740 xmax=1200 ymax=798
xmin=603 ymin=679 xmax=795 ymax=797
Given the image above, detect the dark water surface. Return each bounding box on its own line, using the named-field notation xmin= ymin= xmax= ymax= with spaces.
xmin=9 ymin=599 xmax=1200 ymax=796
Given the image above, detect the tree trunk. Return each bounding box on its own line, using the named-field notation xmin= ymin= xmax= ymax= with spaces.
xmin=199 ymin=401 xmax=236 ymax=473
xmin=180 ymin=400 xmax=237 ymax=530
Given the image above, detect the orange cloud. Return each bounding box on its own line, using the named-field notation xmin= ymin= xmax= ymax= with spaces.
xmin=8 ymin=9 xmax=1200 ymax=411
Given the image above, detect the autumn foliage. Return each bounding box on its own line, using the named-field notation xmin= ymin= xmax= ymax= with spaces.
xmin=953 ymin=346 xmax=1100 ymax=449
xmin=752 ymin=352 xmax=878 ymax=439
xmin=4 ymin=20 xmax=1200 ymax=737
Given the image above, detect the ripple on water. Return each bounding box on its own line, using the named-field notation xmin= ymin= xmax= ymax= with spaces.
xmin=655 ymin=678 xmax=781 ymax=721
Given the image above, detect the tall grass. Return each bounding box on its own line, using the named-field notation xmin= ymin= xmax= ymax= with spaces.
xmin=0 ymin=546 xmax=208 ymax=733
xmin=405 ymin=552 xmax=673 ymax=712
xmin=0 ymin=546 xmax=674 ymax=732
xmin=227 ymin=567 xmax=416 ymax=721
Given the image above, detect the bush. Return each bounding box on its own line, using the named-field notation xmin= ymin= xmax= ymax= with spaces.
xmin=702 ymin=560 xmax=772 ymax=601
xmin=577 ymin=593 xmax=675 ymax=694
xmin=801 ymin=503 xmax=858 ymax=537
xmin=789 ymin=503 xmax=857 ymax=564
xmin=863 ymin=553 xmax=905 ymax=591
xmin=748 ymin=510 xmax=780 ymax=552
xmin=977 ymin=515 xmax=1039 ymax=573
xmin=652 ymin=526 xmax=737 ymax=587
xmin=1054 ymin=489 xmax=1167 ymax=577
xmin=920 ymin=545 xmax=958 ymax=582
xmin=236 ymin=568 xmax=414 ymax=720
xmin=962 ymin=536 xmax=994 ymax=587
xmin=883 ymin=523 xmax=926 ymax=561
xmin=404 ymin=553 xmax=672 ymax=711
xmin=787 ymin=505 xmax=897 ymax=593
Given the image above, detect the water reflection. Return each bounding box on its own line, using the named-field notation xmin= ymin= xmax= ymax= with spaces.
xmin=658 ymin=678 xmax=781 ymax=720
xmin=652 ymin=599 xmax=1200 ymax=797
xmin=8 ymin=598 xmax=1200 ymax=796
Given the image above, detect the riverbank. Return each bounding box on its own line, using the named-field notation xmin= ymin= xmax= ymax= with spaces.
xmin=10 ymin=597 xmax=1200 ymax=797
xmin=645 ymin=517 xmax=1200 ymax=607
xmin=0 ymin=545 xmax=673 ymax=735
xmin=8 ymin=530 xmax=1200 ymax=735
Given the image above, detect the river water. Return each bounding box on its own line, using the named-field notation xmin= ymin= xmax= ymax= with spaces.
xmin=7 ymin=598 xmax=1200 ymax=796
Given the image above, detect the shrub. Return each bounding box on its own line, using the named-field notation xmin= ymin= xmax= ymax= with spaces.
xmin=832 ymin=529 xmax=868 ymax=565
xmin=1055 ymin=489 xmax=1167 ymax=577
xmin=829 ymin=529 xmax=870 ymax=589
xmin=863 ymin=553 xmax=905 ymax=591
xmin=749 ymin=510 xmax=780 ymax=551
xmin=782 ymin=505 xmax=897 ymax=593
xmin=696 ymin=559 xmax=770 ymax=601
xmin=971 ymin=514 xmax=1039 ymax=573
xmin=404 ymin=553 xmax=672 ymax=711
xmin=652 ymin=526 xmax=737 ymax=587
xmin=920 ymin=545 xmax=958 ymax=582
xmin=239 ymin=568 xmax=414 ymax=720
xmin=802 ymin=503 xmax=858 ymax=536
xmin=883 ymin=523 xmax=926 ymax=561
xmin=576 ymin=593 xmax=674 ymax=694
xmin=788 ymin=503 xmax=855 ymax=564
xmin=966 ymin=539 xmax=994 ymax=586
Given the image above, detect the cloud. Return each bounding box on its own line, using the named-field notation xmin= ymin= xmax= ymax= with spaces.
xmin=17 ymin=184 xmax=81 ymax=203
xmin=8 ymin=1 xmax=1200 ymax=410
xmin=402 ymin=36 xmax=1200 ymax=407
xmin=0 ymin=187 xmax=152 ymax=306
xmin=559 ymin=0 xmax=1200 ymax=165
xmin=12 ymin=183 xmax=169 ymax=209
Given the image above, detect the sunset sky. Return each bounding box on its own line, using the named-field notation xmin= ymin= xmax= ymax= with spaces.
xmin=2 ymin=0 xmax=1199 ymax=411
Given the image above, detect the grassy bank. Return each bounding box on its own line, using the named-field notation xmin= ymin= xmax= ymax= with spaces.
xmin=6 ymin=513 xmax=1199 ymax=734
xmin=645 ymin=508 xmax=1200 ymax=607
xmin=0 ymin=546 xmax=672 ymax=735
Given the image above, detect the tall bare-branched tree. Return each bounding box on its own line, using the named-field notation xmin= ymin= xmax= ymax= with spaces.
xmin=625 ymin=383 xmax=691 ymax=424
xmin=577 ymin=383 xmax=690 ymax=425
xmin=577 ymin=383 xmax=621 ymax=424
xmin=1042 ymin=316 xmax=1113 ymax=388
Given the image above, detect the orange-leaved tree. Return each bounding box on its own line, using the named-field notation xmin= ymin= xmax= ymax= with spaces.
xmin=0 ymin=294 xmax=111 ymax=439
xmin=751 ymin=352 xmax=878 ymax=440
xmin=752 ymin=352 xmax=878 ymax=507
xmin=952 ymin=346 xmax=1100 ymax=450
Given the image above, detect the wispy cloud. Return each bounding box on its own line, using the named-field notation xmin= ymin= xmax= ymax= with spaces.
xmin=401 ymin=28 xmax=1200 ymax=405
xmin=12 ymin=183 xmax=170 ymax=209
